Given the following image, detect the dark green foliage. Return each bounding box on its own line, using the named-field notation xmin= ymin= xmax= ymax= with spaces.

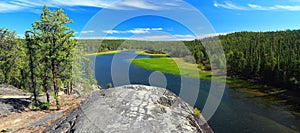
xmin=24 ymin=5 xmax=97 ymax=108
xmin=219 ymin=30 xmax=300 ymax=89
xmin=31 ymin=100 xmax=51 ymax=111
xmin=0 ymin=28 xmax=24 ymax=88
xmin=188 ymin=31 xmax=299 ymax=89
xmin=0 ymin=6 xmax=97 ymax=110
xmin=91 ymin=30 xmax=300 ymax=90
xmin=25 ymin=5 xmax=78 ymax=108
xmin=106 ymin=83 xmax=113 ymax=88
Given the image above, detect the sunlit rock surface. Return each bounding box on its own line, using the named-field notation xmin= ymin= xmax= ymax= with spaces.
xmin=45 ymin=85 xmax=213 ymax=133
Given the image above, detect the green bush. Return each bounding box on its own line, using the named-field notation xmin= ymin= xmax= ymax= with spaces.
xmin=40 ymin=102 xmax=51 ymax=110
xmin=106 ymin=83 xmax=113 ymax=88
xmin=32 ymin=101 xmax=51 ymax=111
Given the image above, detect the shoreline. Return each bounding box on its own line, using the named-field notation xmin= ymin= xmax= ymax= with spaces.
xmin=85 ymin=50 xmax=121 ymax=56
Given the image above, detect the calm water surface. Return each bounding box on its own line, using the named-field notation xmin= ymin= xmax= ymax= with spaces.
xmin=93 ymin=51 xmax=300 ymax=133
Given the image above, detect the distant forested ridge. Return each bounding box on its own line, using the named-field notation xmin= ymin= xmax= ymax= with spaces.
xmin=219 ymin=30 xmax=300 ymax=89
xmin=79 ymin=29 xmax=300 ymax=89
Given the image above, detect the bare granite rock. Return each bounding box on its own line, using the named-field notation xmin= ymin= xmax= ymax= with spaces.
xmin=0 ymin=84 xmax=28 ymax=95
xmin=45 ymin=85 xmax=213 ymax=133
xmin=0 ymin=84 xmax=31 ymax=116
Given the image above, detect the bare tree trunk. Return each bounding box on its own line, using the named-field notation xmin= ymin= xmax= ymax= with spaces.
xmin=43 ymin=73 xmax=50 ymax=103
xmin=29 ymin=48 xmax=37 ymax=103
xmin=70 ymin=81 xmax=73 ymax=95
xmin=51 ymin=61 xmax=59 ymax=110
xmin=67 ymin=82 xmax=71 ymax=95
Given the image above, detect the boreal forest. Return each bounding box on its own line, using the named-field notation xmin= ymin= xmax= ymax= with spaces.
xmin=78 ymin=30 xmax=300 ymax=90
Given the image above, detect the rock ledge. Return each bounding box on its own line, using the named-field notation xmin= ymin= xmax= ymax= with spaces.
xmin=45 ymin=85 xmax=213 ymax=133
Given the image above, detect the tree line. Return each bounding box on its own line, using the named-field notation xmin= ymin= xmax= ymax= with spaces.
xmin=0 ymin=6 xmax=96 ymax=109
xmin=81 ymin=30 xmax=299 ymax=90
xmin=186 ymin=30 xmax=299 ymax=89
xmin=219 ymin=30 xmax=300 ymax=89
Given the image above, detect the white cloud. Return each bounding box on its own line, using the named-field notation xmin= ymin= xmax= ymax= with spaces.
xmin=128 ymin=28 xmax=150 ymax=34
xmin=0 ymin=2 xmax=22 ymax=12
xmin=109 ymin=0 xmax=160 ymax=10
xmin=213 ymin=1 xmax=247 ymax=10
xmin=151 ymin=28 xmax=163 ymax=31
xmin=81 ymin=30 xmax=95 ymax=34
xmin=214 ymin=1 xmax=300 ymax=11
xmin=247 ymin=4 xmax=269 ymax=10
xmin=103 ymin=30 xmax=120 ymax=34
xmin=0 ymin=0 xmax=184 ymax=13
xmin=275 ymin=5 xmax=300 ymax=11
xmin=103 ymin=28 xmax=163 ymax=34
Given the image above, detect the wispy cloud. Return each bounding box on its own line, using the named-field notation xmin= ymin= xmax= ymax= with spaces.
xmin=214 ymin=1 xmax=300 ymax=11
xmin=213 ymin=1 xmax=247 ymax=10
xmin=274 ymin=5 xmax=300 ymax=11
xmin=108 ymin=0 xmax=160 ymax=10
xmin=0 ymin=2 xmax=22 ymax=12
xmin=0 ymin=0 xmax=184 ymax=13
xmin=103 ymin=28 xmax=164 ymax=34
xmin=102 ymin=30 xmax=120 ymax=34
xmin=81 ymin=30 xmax=95 ymax=34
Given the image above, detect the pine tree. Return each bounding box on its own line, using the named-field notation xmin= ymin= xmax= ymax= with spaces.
xmin=27 ymin=5 xmax=77 ymax=109
xmin=0 ymin=28 xmax=23 ymax=86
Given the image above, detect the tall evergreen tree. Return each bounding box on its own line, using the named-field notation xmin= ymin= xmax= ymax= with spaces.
xmin=27 ymin=5 xmax=77 ymax=108
xmin=0 ymin=28 xmax=23 ymax=86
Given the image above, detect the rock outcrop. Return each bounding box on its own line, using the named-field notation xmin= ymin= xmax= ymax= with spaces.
xmin=45 ymin=85 xmax=213 ymax=133
xmin=0 ymin=85 xmax=31 ymax=116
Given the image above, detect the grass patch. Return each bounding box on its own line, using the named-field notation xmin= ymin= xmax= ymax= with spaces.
xmin=135 ymin=51 xmax=169 ymax=57
xmin=131 ymin=57 xmax=219 ymax=81
xmin=86 ymin=50 xmax=121 ymax=56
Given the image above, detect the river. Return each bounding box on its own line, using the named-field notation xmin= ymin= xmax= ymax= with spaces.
xmin=93 ymin=51 xmax=300 ymax=133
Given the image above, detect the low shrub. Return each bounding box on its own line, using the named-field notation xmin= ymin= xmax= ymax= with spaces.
xmin=106 ymin=83 xmax=113 ymax=88
xmin=32 ymin=101 xmax=51 ymax=111
xmin=193 ymin=107 xmax=201 ymax=119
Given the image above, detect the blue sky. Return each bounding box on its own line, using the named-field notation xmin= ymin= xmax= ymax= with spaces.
xmin=0 ymin=0 xmax=300 ymax=40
